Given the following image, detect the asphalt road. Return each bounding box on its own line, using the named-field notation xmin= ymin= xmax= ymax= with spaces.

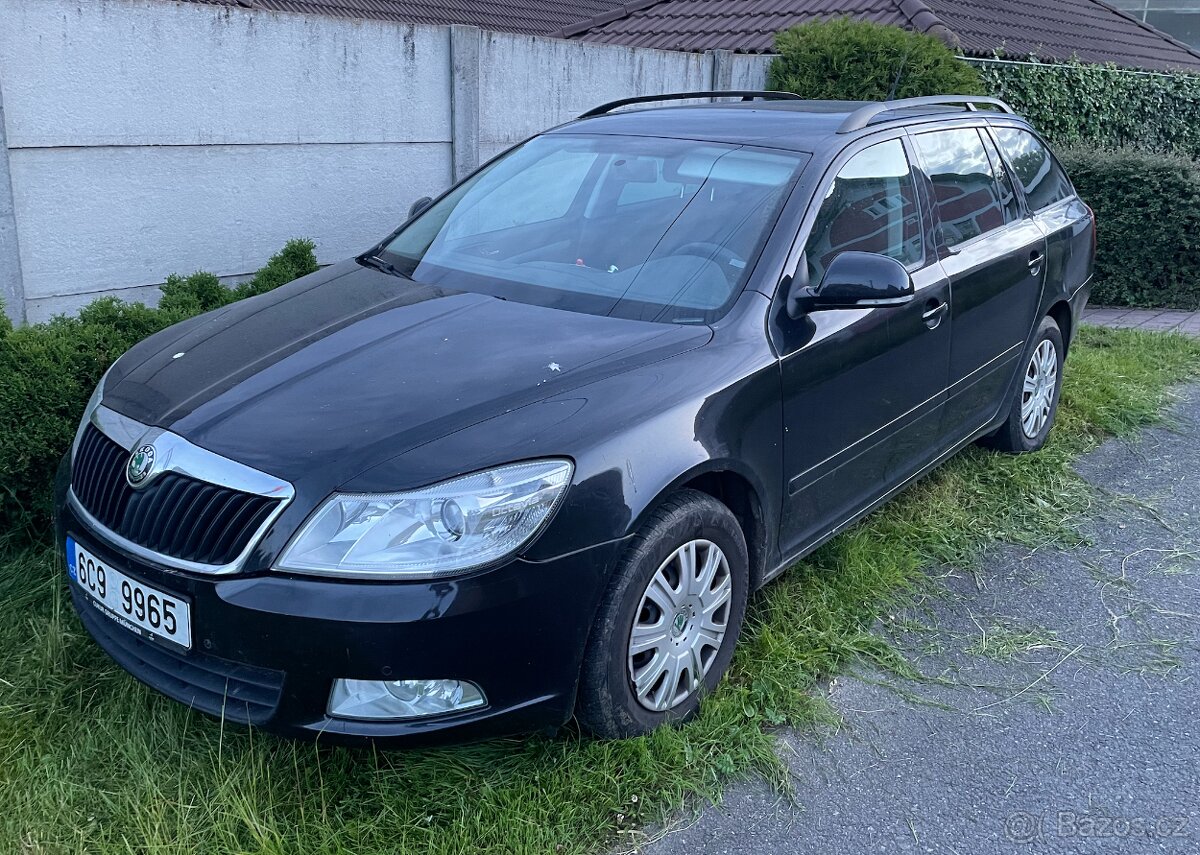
xmin=639 ymin=386 xmax=1200 ymax=854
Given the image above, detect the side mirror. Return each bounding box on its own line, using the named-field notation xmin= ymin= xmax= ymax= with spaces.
xmin=408 ymin=196 xmax=434 ymax=220
xmin=787 ymin=251 xmax=914 ymax=318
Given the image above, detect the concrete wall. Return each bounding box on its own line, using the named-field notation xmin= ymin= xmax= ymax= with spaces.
xmin=0 ymin=0 xmax=770 ymax=323
xmin=476 ymin=33 xmax=713 ymax=161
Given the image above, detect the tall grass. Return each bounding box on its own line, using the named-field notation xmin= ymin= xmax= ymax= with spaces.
xmin=2 ymin=326 xmax=1198 ymax=854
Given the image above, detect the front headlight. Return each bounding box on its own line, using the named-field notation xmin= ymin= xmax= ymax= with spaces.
xmin=275 ymin=459 xmax=573 ymax=579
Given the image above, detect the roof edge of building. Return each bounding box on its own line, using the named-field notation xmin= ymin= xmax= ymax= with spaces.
xmin=552 ymin=0 xmax=1200 ymax=72
xmin=1088 ymin=0 xmax=1200 ymax=69
xmin=553 ymin=0 xmax=663 ymax=39
xmin=896 ymin=0 xmax=960 ymax=47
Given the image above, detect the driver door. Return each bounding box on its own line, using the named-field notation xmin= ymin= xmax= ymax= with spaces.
xmin=774 ymin=136 xmax=953 ymax=559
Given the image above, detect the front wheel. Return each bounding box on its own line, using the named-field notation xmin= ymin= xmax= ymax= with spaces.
xmin=576 ymin=489 xmax=749 ymax=739
xmin=980 ymin=315 xmax=1064 ymax=454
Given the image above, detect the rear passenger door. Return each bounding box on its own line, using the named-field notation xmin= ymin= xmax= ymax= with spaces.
xmin=912 ymin=127 xmax=1046 ymax=443
xmin=991 ymin=126 xmax=1095 ymax=302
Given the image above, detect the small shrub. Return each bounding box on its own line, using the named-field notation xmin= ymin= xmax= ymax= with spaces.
xmin=238 ymin=237 xmax=320 ymax=298
xmin=1058 ymin=148 xmax=1200 ymax=309
xmin=159 ymin=238 xmax=318 ymax=315
xmin=157 ymin=270 xmax=228 ymax=316
xmin=0 ymin=239 xmax=318 ymax=541
xmin=768 ymin=18 xmax=983 ymax=101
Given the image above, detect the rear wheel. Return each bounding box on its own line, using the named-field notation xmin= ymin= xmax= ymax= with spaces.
xmin=576 ymin=489 xmax=748 ymax=739
xmin=980 ymin=315 xmax=1064 ymax=454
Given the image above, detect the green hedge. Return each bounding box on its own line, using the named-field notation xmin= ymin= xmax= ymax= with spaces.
xmin=1058 ymin=148 xmax=1200 ymax=309
xmin=976 ymin=58 xmax=1200 ymax=159
xmin=768 ymin=18 xmax=983 ymax=101
xmin=0 ymin=239 xmax=318 ymax=543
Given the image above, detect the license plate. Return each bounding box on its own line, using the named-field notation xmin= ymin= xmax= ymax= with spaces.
xmin=67 ymin=536 xmax=192 ymax=650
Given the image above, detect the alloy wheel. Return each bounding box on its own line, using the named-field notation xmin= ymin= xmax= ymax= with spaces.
xmin=627 ymin=539 xmax=732 ymax=712
xmin=1020 ymin=339 xmax=1059 ymax=439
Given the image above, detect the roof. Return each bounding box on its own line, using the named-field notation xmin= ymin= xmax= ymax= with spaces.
xmin=561 ymin=101 xmax=853 ymax=151
xmin=176 ymin=0 xmax=627 ymax=37
xmin=556 ymin=98 xmax=1033 ymax=152
xmin=555 ymin=0 xmax=1200 ymax=72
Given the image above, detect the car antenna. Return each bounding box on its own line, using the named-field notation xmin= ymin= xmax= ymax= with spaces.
xmin=887 ymin=46 xmax=911 ymax=100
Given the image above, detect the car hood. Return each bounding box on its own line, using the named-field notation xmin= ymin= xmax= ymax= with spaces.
xmin=105 ymin=261 xmax=712 ymax=488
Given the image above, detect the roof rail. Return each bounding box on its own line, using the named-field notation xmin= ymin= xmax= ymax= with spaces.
xmin=837 ymin=96 xmax=1017 ymax=134
xmin=578 ymin=90 xmax=803 ymax=119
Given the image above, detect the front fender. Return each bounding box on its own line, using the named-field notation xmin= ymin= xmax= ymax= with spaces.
xmin=341 ymin=337 xmax=783 ymax=565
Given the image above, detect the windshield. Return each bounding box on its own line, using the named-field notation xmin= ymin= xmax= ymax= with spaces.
xmin=378 ymin=134 xmax=808 ymax=323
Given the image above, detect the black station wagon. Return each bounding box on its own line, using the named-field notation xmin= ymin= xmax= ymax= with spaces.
xmin=57 ymin=93 xmax=1094 ymax=743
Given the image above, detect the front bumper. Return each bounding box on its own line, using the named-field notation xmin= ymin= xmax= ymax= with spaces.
xmin=55 ymin=462 xmax=620 ymax=746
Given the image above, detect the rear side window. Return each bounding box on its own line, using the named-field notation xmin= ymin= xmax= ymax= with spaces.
xmin=993 ymin=128 xmax=1073 ymax=212
xmin=804 ymin=139 xmax=923 ymax=282
xmin=914 ymin=128 xmax=1009 ymax=247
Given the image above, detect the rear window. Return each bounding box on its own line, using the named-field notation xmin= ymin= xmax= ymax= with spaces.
xmin=993 ymin=128 xmax=1074 ymax=213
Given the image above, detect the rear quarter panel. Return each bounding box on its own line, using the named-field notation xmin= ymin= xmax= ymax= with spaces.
xmin=1038 ymin=197 xmax=1094 ymax=307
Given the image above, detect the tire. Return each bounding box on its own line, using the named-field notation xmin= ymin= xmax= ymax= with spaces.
xmin=576 ymin=489 xmax=749 ymax=739
xmin=979 ymin=315 xmax=1064 ymax=454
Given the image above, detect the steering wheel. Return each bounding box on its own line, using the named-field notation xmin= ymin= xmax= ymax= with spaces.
xmin=673 ymin=241 xmax=745 ymax=272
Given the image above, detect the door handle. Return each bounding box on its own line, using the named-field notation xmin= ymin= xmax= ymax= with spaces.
xmin=922 ymin=300 xmax=948 ymax=329
xmin=1028 ymin=251 xmax=1045 ymax=272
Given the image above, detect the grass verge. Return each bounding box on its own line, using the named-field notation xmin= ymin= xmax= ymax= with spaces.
xmin=2 ymin=326 xmax=1199 ymax=854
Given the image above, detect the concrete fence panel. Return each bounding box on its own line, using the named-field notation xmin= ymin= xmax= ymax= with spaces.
xmin=10 ymin=142 xmax=449 ymax=318
xmin=477 ymin=33 xmax=711 ymax=161
xmin=0 ymin=1 xmax=452 ymax=149
xmin=729 ymin=55 xmax=775 ymax=90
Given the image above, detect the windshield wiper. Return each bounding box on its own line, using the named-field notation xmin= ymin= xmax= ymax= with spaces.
xmin=358 ymin=254 xmax=409 ymax=280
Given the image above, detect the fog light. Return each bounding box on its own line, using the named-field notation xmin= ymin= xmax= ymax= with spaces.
xmin=328 ymin=678 xmax=486 ymax=721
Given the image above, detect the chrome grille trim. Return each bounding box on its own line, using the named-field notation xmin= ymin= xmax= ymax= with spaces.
xmin=68 ymin=405 xmax=295 ymax=576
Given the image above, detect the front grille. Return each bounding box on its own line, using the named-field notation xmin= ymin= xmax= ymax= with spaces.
xmin=72 ymin=424 xmax=281 ymax=567
xmin=74 ymin=589 xmax=284 ymax=725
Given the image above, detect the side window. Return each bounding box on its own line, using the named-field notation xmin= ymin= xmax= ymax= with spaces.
xmin=446 ymin=148 xmax=599 ymax=239
xmin=993 ymin=128 xmax=1073 ymax=213
xmin=804 ymin=139 xmax=923 ymax=283
xmin=980 ymin=132 xmax=1021 ymax=224
xmin=914 ymin=128 xmax=1008 ymax=247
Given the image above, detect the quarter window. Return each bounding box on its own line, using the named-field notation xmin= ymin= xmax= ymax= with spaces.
xmin=914 ymin=128 xmax=1009 ymax=247
xmin=804 ymin=139 xmax=923 ymax=282
xmin=993 ymin=128 xmax=1073 ymax=212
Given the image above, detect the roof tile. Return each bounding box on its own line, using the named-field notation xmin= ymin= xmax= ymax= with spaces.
xmin=557 ymin=0 xmax=1200 ymax=71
